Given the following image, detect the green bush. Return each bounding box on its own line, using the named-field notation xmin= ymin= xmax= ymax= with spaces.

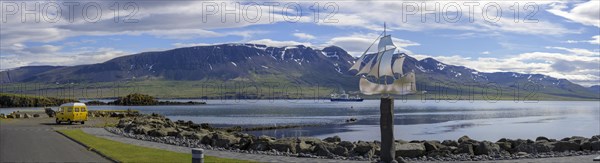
xmin=111 ymin=93 xmax=158 ymax=106
xmin=0 ymin=93 xmax=78 ymax=108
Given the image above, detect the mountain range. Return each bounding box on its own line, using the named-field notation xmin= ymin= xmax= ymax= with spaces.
xmin=1 ymin=44 xmax=598 ymax=100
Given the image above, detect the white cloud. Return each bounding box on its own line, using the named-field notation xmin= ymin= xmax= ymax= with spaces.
xmin=548 ymin=1 xmax=600 ymax=28
xmin=293 ymin=33 xmax=316 ymax=40
xmin=172 ymin=43 xmax=213 ymax=48
xmin=318 ymin=1 xmax=575 ymax=35
xmin=566 ymin=35 xmax=600 ymax=45
xmin=1 ymin=47 xmax=129 ymax=70
xmin=418 ymin=46 xmax=600 ymax=86
xmin=481 ymin=51 xmax=490 ymax=55
xmin=545 ymin=46 xmax=599 ymax=56
xmin=324 ymin=33 xmax=420 ymax=56
xmin=0 ymin=1 xmax=307 ymax=48
xmin=246 ymin=39 xmax=312 ymax=47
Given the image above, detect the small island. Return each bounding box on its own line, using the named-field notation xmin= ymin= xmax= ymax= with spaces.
xmin=87 ymin=93 xmax=206 ymax=106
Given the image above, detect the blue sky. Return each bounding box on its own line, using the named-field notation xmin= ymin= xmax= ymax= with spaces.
xmin=0 ymin=0 xmax=599 ymax=85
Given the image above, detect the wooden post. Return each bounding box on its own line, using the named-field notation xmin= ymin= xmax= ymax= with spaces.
xmin=380 ymin=97 xmax=396 ymax=163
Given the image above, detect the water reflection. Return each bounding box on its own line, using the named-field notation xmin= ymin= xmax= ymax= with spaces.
xmin=1 ymin=100 xmax=598 ymax=141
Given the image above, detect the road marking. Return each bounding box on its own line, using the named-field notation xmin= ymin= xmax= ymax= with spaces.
xmin=594 ymin=155 xmax=600 ymax=161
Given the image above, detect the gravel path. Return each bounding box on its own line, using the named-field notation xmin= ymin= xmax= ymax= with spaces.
xmin=81 ymin=128 xmax=368 ymax=163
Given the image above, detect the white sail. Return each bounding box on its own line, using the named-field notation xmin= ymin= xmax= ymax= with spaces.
xmin=378 ymin=35 xmax=395 ymax=52
xmin=349 ymin=54 xmax=366 ymax=71
xmin=368 ymin=48 xmax=396 ymax=78
xmin=359 ymin=72 xmax=416 ymax=95
xmin=392 ymin=56 xmax=405 ymax=76
xmin=350 ymin=32 xmax=383 ymax=72
xmin=357 ymin=55 xmax=377 ymax=75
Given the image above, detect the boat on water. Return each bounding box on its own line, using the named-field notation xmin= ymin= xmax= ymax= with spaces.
xmin=330 ymin=91 xmax=364 ymax=102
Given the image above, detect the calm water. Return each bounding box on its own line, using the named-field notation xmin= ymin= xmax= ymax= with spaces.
xmin=2 ymin=100 xmax=599 ymax=142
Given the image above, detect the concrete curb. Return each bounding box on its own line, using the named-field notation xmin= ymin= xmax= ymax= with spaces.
xmin=55 ymin=130 xmax=120 ymax=163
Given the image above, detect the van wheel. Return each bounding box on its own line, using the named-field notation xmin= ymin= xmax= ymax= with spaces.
xmin=81 ymin=121 xmax=85 ymax=124
xmin=55 ymin=119 xmax=60 ymax=124
xmin=67 ymin=119 xmax=72 ymax=125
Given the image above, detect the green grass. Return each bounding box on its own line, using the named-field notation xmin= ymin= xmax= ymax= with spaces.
xmin=58 ymin=129 xmax=255 ymax=163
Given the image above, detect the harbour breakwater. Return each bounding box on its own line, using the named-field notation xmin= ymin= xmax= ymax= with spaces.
xmin=108 ymin=113 xmax=600 ymax=162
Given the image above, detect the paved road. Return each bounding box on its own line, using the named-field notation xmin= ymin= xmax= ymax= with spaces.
xmin=0 ymin=119 xmax=110 ymax=162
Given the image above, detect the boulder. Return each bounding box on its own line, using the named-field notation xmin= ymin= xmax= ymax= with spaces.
xmin=0 ymin=114 xmax=6 ymax=119
xmin=568 ymin=136 xmax=588 ymax=145
xmin=427 ymin=147 xmax=452 ymax=157
xmin=236 ymin=137 xmax=254 ymax=150
xmin=211 ymin=132 xmax=240 ymax=148
xmin=249 ymin=135 xmax=274 ymax=151
xmin=353 ymin=141 xmax=377 ymax=158
xmin=23 ymin=114 xmax=31 ymax=118
xmin=14 ymin=114 xmax=21 ymax=118
xmin=324 ymin=135 xmax=341 ymax=143
xmin=514 ymin=142 xmax=553 ymax=153
xmin=553 ymin=141 xmax=580 ymax=152
xmin=474 ymin=141 xmax=501 ymax=155
xmin=457 ymin=144 xmax=474 ymax=155
xmin=132 ymin=125 xmax=151 ymax=135
xmin=395 ymin=143 xmax=426 ymax=158
xmin=6 ymin=114 xmax=14 ymax=118
xmin=582 ymin=141 xmax=592 ymax=150
xmin=33 ymin=114 xmax=40 ymax=118
xmin=339 ymin=141 xmax=356 ymax=151
xmin=187 ymin=133 xmax=205 ymax=140
xmin=148 ymin=129 xmax=168 ymax=137
xmin=535 ymin=136 xmax=550 ymax=142
xmin=442 ymin=140 xmax=459 ymax=147
xmin=176 ymin=131 xmax=194 ymax=138
xmin=497 ymin=138 xmax=509 ymax=143
xmin=458 ymin=135 xmax=477 ymax=144
xmin=591 ymin=141 xmax=600 ymax=150
xmin=314 ymin=143 xmax=335 ymax=157
xmin=271 ymin=138 xmax=297 ymax=153
xmin=163 ymin=128 xmax=178 ymax=137
xmin=508 ymin=139 xmax=528 ymax=150
xmin=44 ymin=108 xmax=55 ymax=117
xmin=424 ymin=140 xmax=445 ymax=152
xmin=110 ymin=112 xmax=125 ymax=118
xmin=395 ymin=139 xmax=408 ymax=144
xmin=296 ymin=137 xmax=321 ymax=154
xmin=117 ymin=119 xmax=131 ymax=128
xmin=332 ymin=145 xmax=349 ymax=157
xmin=496 ymin=142 xmax=512 ymax=152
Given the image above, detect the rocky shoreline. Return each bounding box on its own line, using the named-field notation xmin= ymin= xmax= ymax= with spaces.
xmin=111 ymin=114 xmax=600 ymax=162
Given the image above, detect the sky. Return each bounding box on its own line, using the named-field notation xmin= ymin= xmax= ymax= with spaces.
xmin=0 ymin=0 xmax=599 ymax=86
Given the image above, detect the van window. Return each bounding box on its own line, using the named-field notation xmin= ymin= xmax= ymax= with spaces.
xmin=75 ymin=108 xmax=80 ymax=112
xmin=81 ymin=108 xmax=87 ymax=112
xmin=67 ymin=108 xmax=73 ymax=112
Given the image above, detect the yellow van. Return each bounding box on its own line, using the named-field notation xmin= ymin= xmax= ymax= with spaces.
xmin=55 ymin=103 xmax=88 ymax=124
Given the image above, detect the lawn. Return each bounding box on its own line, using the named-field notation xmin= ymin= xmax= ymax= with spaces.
xmin=58 ymin=129 xmax=254 ymax=163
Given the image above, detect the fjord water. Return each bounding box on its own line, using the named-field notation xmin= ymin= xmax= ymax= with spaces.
xmin=3 ymin=100 xmax=598 ymax=141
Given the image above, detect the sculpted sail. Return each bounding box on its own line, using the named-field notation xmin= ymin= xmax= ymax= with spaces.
xmin=349 ymin=25 xmax=417 ymax=95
